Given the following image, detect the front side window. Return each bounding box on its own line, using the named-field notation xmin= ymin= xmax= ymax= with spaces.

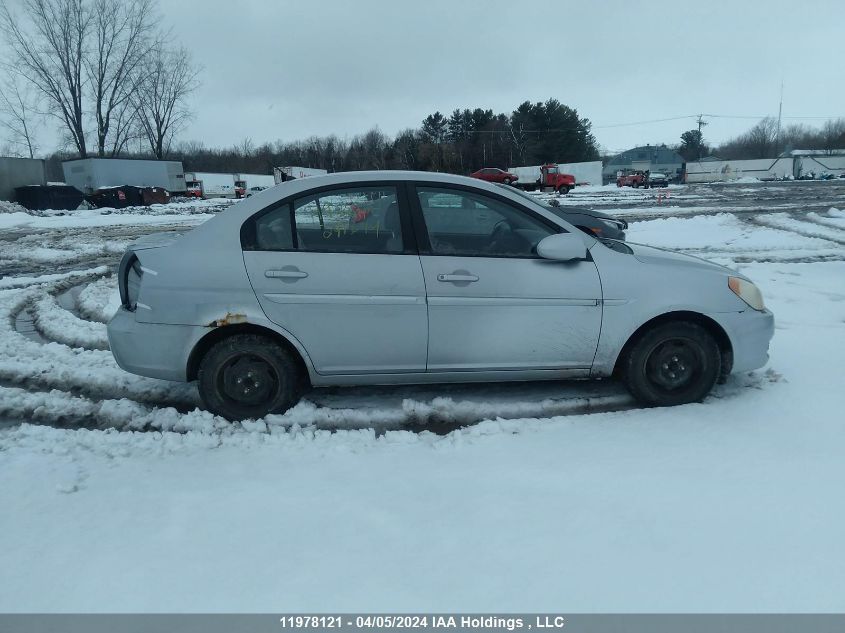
xmin=416 ymin=187 xmax=555 ymax=257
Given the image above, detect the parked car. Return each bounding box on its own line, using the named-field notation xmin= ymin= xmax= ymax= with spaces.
xmin=246 ymin=186 xmax=269 ymax=197
xmin=647 ymin=173 xmax=670 ymax=187
xmin=108 ymin=171 xmax=774 ymax=420
xmin=502 ymin=185 xmax=627 ymax=240
xmin=470 ymin=167 xmax=519 ymax=185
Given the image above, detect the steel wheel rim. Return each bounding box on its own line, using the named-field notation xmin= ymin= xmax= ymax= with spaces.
xmin=216 ymin=352 xmax=280 ymax=408
xmin=644 ymin=337 xmax=704 ymax=392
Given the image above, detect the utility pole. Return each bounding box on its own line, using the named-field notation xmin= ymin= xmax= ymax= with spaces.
xmin=696 ymin=114 xmax=708 ymax=160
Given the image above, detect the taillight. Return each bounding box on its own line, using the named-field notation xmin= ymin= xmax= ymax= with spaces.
xmin=118 ymin=251 xmax=143 ymax=311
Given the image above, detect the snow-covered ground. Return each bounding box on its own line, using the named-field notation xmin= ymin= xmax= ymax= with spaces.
xmin=1 ymin=185 xmax=844 ymax=612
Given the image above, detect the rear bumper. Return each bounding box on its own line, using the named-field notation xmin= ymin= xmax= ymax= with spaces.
xmin=107 ymin=307 xmax=203 ymax=382
xmin=719 ymin=308 xmax=775 ymax=373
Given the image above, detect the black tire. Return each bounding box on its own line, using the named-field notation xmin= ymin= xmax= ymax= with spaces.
xmin=557 ymin=185 xmax=569 ymax=195
xmin=198 ymin=334 xmax=302 ymax=420
xmin=503 ymin=178 xmax=512 ymax=185
xmin=622 ymin=321 xmax=721 ymax=407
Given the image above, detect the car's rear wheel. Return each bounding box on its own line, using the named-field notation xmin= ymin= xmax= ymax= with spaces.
xmin=622 ymin=322 xmax=721 ymax=406
xmin=198 ymin=334 xmax=302 ymax=420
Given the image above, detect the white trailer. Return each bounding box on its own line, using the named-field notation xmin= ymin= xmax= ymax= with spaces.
xmin=184 ymin=172 xmax=237 ymax=199
xmin=508 ymin=165 xmax=542 ymax=188
xmin=234 ymin=173 xmax=276 ymax=197
xmin=274 ymin=166 xmax=328 ymax=184
xmin=684 ymin=158 xmax=794 ymax=183
xmin=62 ymin=158 xmax=186 ymax=194
xmin=507 ymin=161 xmax=602 ymax=188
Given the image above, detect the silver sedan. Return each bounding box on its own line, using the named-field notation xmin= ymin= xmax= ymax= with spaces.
xmin=107 ymin=171 xmax=774 ymax=420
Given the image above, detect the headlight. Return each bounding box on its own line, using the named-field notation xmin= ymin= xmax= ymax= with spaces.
xmin=728 ymin=277 xmax=765 ymax=311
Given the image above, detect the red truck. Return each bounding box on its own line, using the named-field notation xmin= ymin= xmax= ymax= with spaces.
xmin=616 ymin=170 xmax=649 ymax=188
xmin=510 ymin=163 xmax=576 ymax=194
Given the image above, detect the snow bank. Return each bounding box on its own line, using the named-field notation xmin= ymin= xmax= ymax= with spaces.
xmin=0 ymin=200 xmax=27 ymax=214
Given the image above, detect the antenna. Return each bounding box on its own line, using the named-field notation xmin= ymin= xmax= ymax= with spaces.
xmin=776 ymin=80 xmax=784 ymax=151
xmin=696 ymin=115 xmax=708 ymax=160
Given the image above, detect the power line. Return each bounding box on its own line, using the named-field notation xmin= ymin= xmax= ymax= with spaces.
xmin=593 ymin=115 xmax=697 ymax=129
xmin=593 ymin=113 xmax=843 ymax=128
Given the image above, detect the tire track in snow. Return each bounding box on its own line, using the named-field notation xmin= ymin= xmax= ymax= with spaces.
xmin=746 ymin=215 xmax=845 ymax=247
xmin=1 ymin=275 xmax=199 ymax=411
xmin=0 ymin=383 xmax=638 ymax=435
xmin=793 ymin=212 xmax=845 ymax=234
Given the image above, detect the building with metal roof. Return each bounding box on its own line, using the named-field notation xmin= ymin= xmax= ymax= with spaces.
xmin=603 ymin=145 xmax=685 ymax=183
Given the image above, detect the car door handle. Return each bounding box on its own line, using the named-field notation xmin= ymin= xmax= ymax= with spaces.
xmin=437 ymin=273 xmax=479 ymax=283
xmin=265 ymin=268 xmax=308 ymax=279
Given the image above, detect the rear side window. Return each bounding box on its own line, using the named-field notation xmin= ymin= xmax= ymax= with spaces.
xmin=244 ymin=186 xmax=404 ymax=254
xmin=254 ymin=206 xmax=294 ymax=250
xmin=293 ymin=187 xmax=402 ymax=253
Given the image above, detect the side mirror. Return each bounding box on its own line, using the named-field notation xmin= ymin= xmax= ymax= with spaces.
xmin=536 ymin=233 xmax=587 ymax=261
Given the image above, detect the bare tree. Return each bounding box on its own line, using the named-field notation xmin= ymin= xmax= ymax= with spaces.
xmin=0 ymin=71 xmax=42 ymax=157
xmin=0 ymin=0 xmax=90 ymax=156
xmin=87 ymin=0 xmax=157 ymax=156
xmin=361 ymin=127 xmax=388 ymax=169
xmin=134 ymin=46 xmax=200 ymax=159
xmin=236 ymin=137 xmax=254 ymax=157
xmin=821 ymin=118 xmax=845 ymax=153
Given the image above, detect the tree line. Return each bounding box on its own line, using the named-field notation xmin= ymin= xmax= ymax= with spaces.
xmin=0 ymin=0 xmax=200 ymax=160
xmin=39 ymin=98 xmax=599 ymax=176
xmin=679 ymin=118 xmax=845 ymax=162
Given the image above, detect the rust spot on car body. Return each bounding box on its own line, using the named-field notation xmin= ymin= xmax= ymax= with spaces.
xmin=207 ymin=313 xmax=248 ymax=327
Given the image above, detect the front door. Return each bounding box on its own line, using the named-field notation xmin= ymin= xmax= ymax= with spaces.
xmin=242 ymin=184 xmax=427 ymax=375
xmin=412 ymin=185 xmax=602 ymax=372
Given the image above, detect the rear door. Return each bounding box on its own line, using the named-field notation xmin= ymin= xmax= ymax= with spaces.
xmin=411 ymin=184 xmax=603 ymax=372
xmin=242 ymin=183 xmax=427 ymax=375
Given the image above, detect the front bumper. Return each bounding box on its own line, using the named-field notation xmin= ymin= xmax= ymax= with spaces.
xmin=719 ymin=308 xmax=775 ymax=373
xmin=107 ymin=307 xmax=205 ymax=382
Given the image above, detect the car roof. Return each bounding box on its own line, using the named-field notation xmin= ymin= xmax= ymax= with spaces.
xmin=181 ymin=170 xmax=595 ymax=249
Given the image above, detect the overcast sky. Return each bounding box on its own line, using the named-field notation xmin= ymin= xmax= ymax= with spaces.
xmin=19 ymin=0 xmax=845 ymax=155
xmin=155 ymin=0 xmax=843 ymax=153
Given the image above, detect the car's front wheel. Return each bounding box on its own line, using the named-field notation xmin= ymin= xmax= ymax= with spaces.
xmin=198 ymin=334 xmax=302 ymax=420
xmin=503 ymin=178 xmax=512 ymax=185
xmin=622 ymin=321 xmax=721 ymax=406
